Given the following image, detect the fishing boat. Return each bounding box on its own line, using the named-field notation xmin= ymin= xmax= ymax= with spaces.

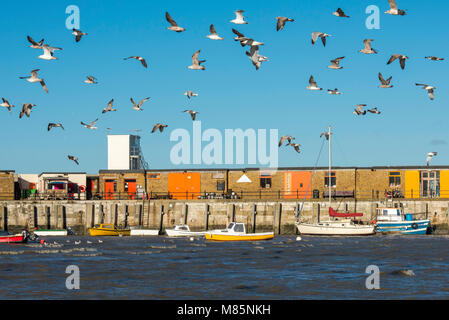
xmin=295 ymin=126 xmax=376 ymax=236
xmin=0 ymin=230 xmax=28 ymax=244
xmin=205 ymin=222 xmax=274 ymax=241
xmin=165 ymin=225 xmax=206 ymax=238
xmin=374 ymin=207 xmax=430 ymax=235
xmin=88 ymin=224 xmax=130 ymax=236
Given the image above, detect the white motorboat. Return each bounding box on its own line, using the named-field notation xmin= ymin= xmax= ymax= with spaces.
xmin=165 ymin=225 xmax=206 ymax=238
xmin=295 ymin=126 xmax=375 ymax=236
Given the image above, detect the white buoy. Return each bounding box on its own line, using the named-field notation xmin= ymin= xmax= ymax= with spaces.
xmin=98 ymin=240 xmax=103 ymax=243
xmin=74 ymin=240 xmax=81 ymax=245
xmin=87 ymin=240 xmax=92 ymax=244
xmin=189 ymin=237 xmax=195 ymax=242
xmin=296 ymin=236 xmax=302 ymax=241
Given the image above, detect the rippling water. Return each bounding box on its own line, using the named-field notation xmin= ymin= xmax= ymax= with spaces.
xmin=0 ymin=235 xmax=448 ymax=299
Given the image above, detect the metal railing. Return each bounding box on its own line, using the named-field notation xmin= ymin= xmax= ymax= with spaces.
xmin=0 ymin=188 xmax=446 ymax=201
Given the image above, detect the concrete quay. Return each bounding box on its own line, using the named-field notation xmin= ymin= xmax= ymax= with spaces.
xmin=1 ymin=199 xmax=448 ymax=235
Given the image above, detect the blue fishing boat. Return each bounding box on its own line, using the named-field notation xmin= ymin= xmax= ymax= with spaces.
xmin=375 ymin=207 xmax=430 ymax=235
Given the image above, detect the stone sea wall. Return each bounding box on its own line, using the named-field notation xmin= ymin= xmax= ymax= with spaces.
xmin=1 ymin=199 xmax=448 ymax=235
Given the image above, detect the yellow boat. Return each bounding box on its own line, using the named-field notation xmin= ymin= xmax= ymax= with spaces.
xmin=88 ymin=224 xmax=131 ymax=236
xmin=205 ymin=222 xmax=274 ymax=241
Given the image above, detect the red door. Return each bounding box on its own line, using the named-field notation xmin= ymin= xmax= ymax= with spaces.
xmin=105 ymin=180 xmax=115 ymax=200
xmin=125 ymin=180 xmax=137 ymax=200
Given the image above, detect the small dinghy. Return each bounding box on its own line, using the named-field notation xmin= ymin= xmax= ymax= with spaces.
xmin=165 ymin=225 xmax=206 ymax=238
xmin=205 ymin=222 xmax=274 ymax=241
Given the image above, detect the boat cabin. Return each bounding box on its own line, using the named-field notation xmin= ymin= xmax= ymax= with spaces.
xmin=376 ymin=208 xmax=403 ymax=222
xmin=174 ymin=225 xmax=191 ymax=232
xmin=225 ymin=222 xmax=246 ymax=234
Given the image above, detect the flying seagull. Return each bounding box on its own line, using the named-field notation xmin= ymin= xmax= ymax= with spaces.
xmin=48 ymin=123 xmax=64 ymax=131
xmin=231 ymin=29 xmax=263 ymax=47
xmin=230 ymin=10 xmax=248 ymax=24
xmin=102 ymin=99 xmax=116 ymax=114
xmin=425 ymin=56 xmax=444 ymax=61
xmin=276 ymin=17 xmax=294 ymax=31
xmin=311 ymin=32 xmax=331 ymax=47
xmin=307 ymin=75 xmax=322 ymax=90
xmin=184 ymin=90 xmax=198 ymax=99
xmin=124 ymin=56 xmax=147 ymax=68
xmin=279 ymin=135 xmax=295 ymax=147
xmin=246 ymin=45 xmax=268 ymax=70
xmin=333 ymin=8 xmax=350 ymax=18
xmin=415 ymin=83 xmax=436 ymax=100
xmin=320 ymin=132 xmax=330 ymax=140
xmin=81 ymin=119 xmax=98 ymax=130
xmin=328 ymin=56 xmax=345 ymax=69
xmin=183 ymin=110 xmax=199 ymax=121
xmin=360 ymin=39 xmax=377 ymax=54
xmin=328 ymin=88 xmax=342 ymax=95
xmin=72 ymin=28 xmax=87 ymax=42
xmin=188 ymin=50 xmax=206 ymax=70
xmin=27 ymin=36 xmax=44 ymax=49
xmin=378 ymin=73 xmax=393 ymax=88
xmin=84 ymin=76 xmax=98 ymax=84
xmin=0 ymin=98 xmax=14 ymax=113
xmin=151 ymin=123 xmax=168 ymax=133
xmin=206 ymin=24 xmax=223 ymax=40
xmin=166 ymin=12 xmax=186 ymax=32
xmin=38 ymin=44 xmax=62 ymax=60
xmin=19 ymin=69 xmax=48 ymax=93
xmin=19 ymin=103 xmax=36 ymax=119
xmin=387 ymin=54 xmax=408 ymax=69
xmin=426 ymin=152 xmax=437 ymax=166
xmin=131 ymin=97 xmax=150 ymax=111
xmin=385 ymin=0 xmax=406 ymax=16
xmin=68 ymin=155 xmax=79 ymax=165
xmin=367 ymin=107 xmax=381 ymax=114
xmin=287 ymin=143 xmax=301 ymax=153
xmin=353 ymin=104 xmax=367 ymax=115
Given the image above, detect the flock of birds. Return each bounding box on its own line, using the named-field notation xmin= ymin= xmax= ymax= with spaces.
xmin=0 ymin=0 xmax=443 ymax=166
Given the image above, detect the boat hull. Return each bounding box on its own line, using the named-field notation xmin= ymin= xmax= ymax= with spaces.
xmin=166 ymin=230 xmax=206 ymax=237
xmin=88 ymin=228 xmax=130 ymax=236
xmin=0 ymin=235 xmax=27 ymax=244
xmin=130 ymin=229 xmax=159 ymax=236
xmin=205 ymin=232 xmax=274 ymax=241
xmin=296 ymin=223 xmax=375 ymax=236
xmin=375 ymin=219 xmax=430 ymax=235
xmin=34 ymin=230 xmax=68 ymax=236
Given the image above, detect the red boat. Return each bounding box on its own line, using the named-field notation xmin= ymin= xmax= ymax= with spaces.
xmin=0 ymin=231 xmax=28 ymax=244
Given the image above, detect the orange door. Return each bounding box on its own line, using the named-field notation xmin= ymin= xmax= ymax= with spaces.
xmin=168 ymin=173 xmax=200 ymax=199
xmin=105 ymin=180 xmax=115 ymax=200
xmin=125 ymin=180 xmax=137 ymax=199
xmin=284 ymin=172 xmax=312 ymax=199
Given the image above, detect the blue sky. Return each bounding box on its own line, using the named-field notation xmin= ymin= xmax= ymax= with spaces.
xmin=0 ymin=0 xmax=447 ymax=174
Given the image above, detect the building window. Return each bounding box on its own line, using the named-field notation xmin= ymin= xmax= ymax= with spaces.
xmin=389 ymin=172 xmax=401 ymax=187
xmin=217 ymin=180 xmax=225 ymax=191
xmin=260 ymin=175 xmax=272 ymax=189
xmin=421 ymin=171 xmax=440 ymax=198
xmin=324 ymin=172 xmax=336 ymax=187
xmin=149 ymin=173 xmax=161 ymax=179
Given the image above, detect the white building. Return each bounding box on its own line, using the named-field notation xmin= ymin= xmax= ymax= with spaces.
xmin=107 ymin=135 xmax=148 ymax=170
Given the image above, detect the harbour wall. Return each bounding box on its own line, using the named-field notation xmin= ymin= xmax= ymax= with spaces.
xmin=1 ymin=199 xmax=448 ymax=235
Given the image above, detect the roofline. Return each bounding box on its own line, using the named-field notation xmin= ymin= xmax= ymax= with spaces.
xmin=99 ymin=165 xmax=449 ymax=173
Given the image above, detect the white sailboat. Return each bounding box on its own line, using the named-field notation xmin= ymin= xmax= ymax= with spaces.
xmin=295 ymin=126 xmax=375 ymax=236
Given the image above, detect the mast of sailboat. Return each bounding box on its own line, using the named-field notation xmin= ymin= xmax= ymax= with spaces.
xmin=328 ymin=125 xmax=331 ymax=208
